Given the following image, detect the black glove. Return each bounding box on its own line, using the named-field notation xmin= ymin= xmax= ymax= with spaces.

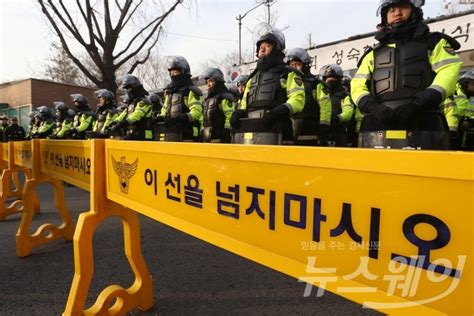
xmin=413 ymin=88 xmax=443 ymax=111
xmin=230 ymin=109 xmax=247 ymax=129
xmin=164 ymin=116 xmax=179 ymax=127
xmin=330 ymin=115 xmax=341 ymax=125
xmin=152 ymin=115 xmax=165 ymax=124
xmin=370 ymin=104 xmax=394 ymax=125
xmin=263 ymin=104 xmax=290 ymax=128
xmin=109 ymin=120 xmax=128 ymax=132
xmin=318 ymin=124 xmax=330 ymax=146
xmin=392 ymin=103 xmax=420 ymax=125
xmin=178 ymin=114 xmax=189 ymax=124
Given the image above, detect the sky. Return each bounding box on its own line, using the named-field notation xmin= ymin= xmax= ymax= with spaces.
xmin=0 ymin=0 xmax=446 ymax=84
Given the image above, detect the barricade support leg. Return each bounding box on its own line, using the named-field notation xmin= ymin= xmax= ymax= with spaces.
xmin=15 ymin=176 xmax=74 ymax=257
xmin=63 ymin=203 xmax=153 ymax=315
xmin=0 ymin=169 xmax=24 ymax=221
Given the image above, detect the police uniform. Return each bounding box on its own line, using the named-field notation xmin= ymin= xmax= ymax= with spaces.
xmin=352 ymin=19 xmax=462 ymax=149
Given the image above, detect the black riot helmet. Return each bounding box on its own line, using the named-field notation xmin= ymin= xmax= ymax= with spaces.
xmin=94 ymin=89 xmax=115 ymax=102
xmin=236 ymin=74 xmax=249 ymax=87
xmin=201 ymin=68 xmax=225 ymax=83
xmin=319 ymin=64 xmax=344 ymax=80
xmin=37 ymin=106 xmax=53 ymax=119
xmin=459 ymin=69 xmax=474 ymax=91
xmin=286 ymin=47 xmax=312 ymax=71
xmin=255 ymin=25 xmax=285 ymax=53
xmin=70 ymin=94 xmax=90 ymax=111
xmin=377 ymin=0 xmax=424 ymax=26
xmin=54 ymin=101 xmax=69 ymax=118
xmin=116 ymin=74 xmax=142 ymax=90
xmin=166 ymin=56 xmax=191 ymax=76
xmin=54 ymin=101 xmax=68 ymax=113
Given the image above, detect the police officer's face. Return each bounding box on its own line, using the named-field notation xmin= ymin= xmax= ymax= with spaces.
xmin=258 ymin=42 xmax=273 ymax=58
xmin=237 ymin=83 xmax=246 ymax=95
xmin=206 ymin=78 xmax=216 ymax=89
xmin=467 ymin=81 xmax=474 ymax=93
xmin=386 ymin=4 xmax=412 ymax=25
xmin=98 ymin=96 xmax=105 ymax=106
xmin=289 ymin=60 xmax=303 ymax=71
xmin=169 ymin=69 xmax=182 ymax=77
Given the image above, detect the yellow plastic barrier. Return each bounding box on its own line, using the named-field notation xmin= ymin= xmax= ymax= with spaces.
xmin=0 ymin=142 xmax=36 ymax=220
xmin=15 ymin=139 xmax=89 ymax=257
xmin=63 ymin=141 xmax=473 ymax=315
xmin=64 ymin=140 xmax=152 ymax=315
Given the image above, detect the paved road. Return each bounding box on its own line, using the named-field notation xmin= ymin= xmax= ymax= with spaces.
xmin=0 ymin=184 xmax=382 ymax=315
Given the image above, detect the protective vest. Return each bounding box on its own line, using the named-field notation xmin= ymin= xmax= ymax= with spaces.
xmin=294 ymin=76 xmax=319 ymax=121
xmin=329 ymin=91 xmax=346 ymax=118
xmin=370 ymin=39 xmax=434 ymax=107
xmin=96 ymin=107 xmax=116 ymax=132
xmin=203 ymin=93 xmax=232 ymax=128
xmin=126 ymin=98 xmax=152 ymax=139
xmin=246 ymin=67 xmax=287 ymax=112
xmin=167 ymin=86 xmax=189 ymax=118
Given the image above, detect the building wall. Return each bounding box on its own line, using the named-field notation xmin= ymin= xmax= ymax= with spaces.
xmin=30 ymin=79 xmax=97 ymax=112
xmin=0 ymin=80 xmax=33 ymax=107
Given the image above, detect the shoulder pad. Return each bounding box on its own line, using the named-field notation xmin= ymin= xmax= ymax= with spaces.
xmin=188 ymin=85 xmax=203 ymax=97
xmin=429 ymin=32 xmax=461 ymax=51
xmin=357 ymin=45 xmax=376 ymax=68
xmin=283 ymin=65 xmax=304 ymax=77
xmin=221 ymin=92 xmax=235 ymax=103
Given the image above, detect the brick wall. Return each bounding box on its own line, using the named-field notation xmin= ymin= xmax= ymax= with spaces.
xmin=0 ymin=79 xmax=97 ymax=112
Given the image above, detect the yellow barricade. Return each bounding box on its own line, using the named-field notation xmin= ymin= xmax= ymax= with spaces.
xmin=15 ymin=139 xmax=89 ymax=257
xmin=0 ymin=142 xmax=35 ymax=220
xmin=64 ymin=141 xmax=473 ymax=315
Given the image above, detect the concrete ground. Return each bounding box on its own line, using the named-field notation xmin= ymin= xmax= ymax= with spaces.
xmin=0 ymin=183 xmax=382 ymax=315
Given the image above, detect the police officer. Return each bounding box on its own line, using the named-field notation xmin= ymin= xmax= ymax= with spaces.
xmin=351 ymin=0 xmax=462 ymax=149
xmin=200 ymin=67 xmax=235 ymax=143
xmin=68 ymin=94 xmax=95 ymax=139
xmin=31 ymin=106 xmax=55 ymax=138
xmin=0 ymin=116 xmax=8 ymax=141
xmin=156 ymin=56 xmax=203 ymax=142
xmin=235 ymin=74 xmax=249 ymax=109
xmin=230 ymin=26 xmax=305 ymax=145
xmin=4 ymin=117 xmax=25 ymax=141
xmin=456 ymin=70 xmax=474 ymax=150
xmin=320 ymin=64 xmax=354 ymax=147
xmin=89 ymin=89 xmax=118 ymax=138
xmin=26 ymin=111 xmax=38 ymax=139
xmin=286 ymin=48 xmax=331 ymax=146
xmin=50 ymin=101 xmax=73 ymax=139
xmin=110 ymin=74 xmax=153 ymax=141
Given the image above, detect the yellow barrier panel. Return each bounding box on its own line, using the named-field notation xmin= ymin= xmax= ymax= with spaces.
xmin=64 ymin=140 xmax=153 ymax=315
xmin=76 ymin=141 xmax=473 ymax=315
xmin=0 ymin=142 xmax=37 ymax=220
xmin=16 ymin=139 xmax=79 ymax=257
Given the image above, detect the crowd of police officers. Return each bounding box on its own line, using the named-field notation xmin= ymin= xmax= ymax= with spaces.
xmin=17 ymin=0 xmax=474 ymax=150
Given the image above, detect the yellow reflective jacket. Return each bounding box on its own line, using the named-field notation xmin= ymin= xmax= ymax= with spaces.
xmin=240 ymin=70 xmax=305 ymax=115
xmin=352 ymin=38 xmax=462 ymax=110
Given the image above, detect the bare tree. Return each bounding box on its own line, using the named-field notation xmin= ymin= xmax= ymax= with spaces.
xmin=43 ymin=42 xmax=96 ymax=87
xmin=37 ymin=0 xmax=184 ymax=92
xmin=134 ymin=53 xmax=170 ymax=91
xmin=199 ymin=50 xmax=254 ymax=82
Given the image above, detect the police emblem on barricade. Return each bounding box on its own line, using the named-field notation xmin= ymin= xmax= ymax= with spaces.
xmin=112 ymin=155 xmax=138 ymax=194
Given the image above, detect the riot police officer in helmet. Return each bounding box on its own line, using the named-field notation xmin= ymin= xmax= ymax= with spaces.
xmin=286 ymin=48 xmax=331 ymax=146
xmin=88 ymin=89 xmax=118 ymax=138
xmin=110 ymin=74 xmax=152 ymax=140
xmin=201 ymin=67 xmax=235 ymax=143
xmin=230 ymin=26 xmax=305 ymax=145
xmin=352 ymin=0 xmax=462 ymax=149
xmin=156 ymin=56 xmax=203 ymax=142
xmin=68 ymin=94 xmax=94 ymax=139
